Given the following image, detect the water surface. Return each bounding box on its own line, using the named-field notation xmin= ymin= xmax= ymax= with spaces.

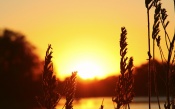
xmin=56 ymin=97 xmax=166 ymax=109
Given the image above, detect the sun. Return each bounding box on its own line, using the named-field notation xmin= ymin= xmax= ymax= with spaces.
xmin=54 ymin=54 xmax=117 ymax=80
xmin=73 ymin=59 xmax=104 ymax=80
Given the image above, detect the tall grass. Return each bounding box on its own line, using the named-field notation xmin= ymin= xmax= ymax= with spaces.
xmin=34 ymin=1 xmax=174 ymax=109
xmin=145 ymin=0 xmax=175 ymax=109
xmin=36 ymin=44 xmax=61 ymax=109
xmin=112 ymin=27 xmax=134 ymax=109
xmin=36 ymin=44 xmax=77 ymax=109
xmin=145 ymin=0 xmax=153 ymax=108
xmin=63 ymin=72 xmax=77 ymax=109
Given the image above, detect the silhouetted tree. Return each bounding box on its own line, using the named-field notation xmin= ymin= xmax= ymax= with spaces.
xmin=0 ymin=29 xmax=42 ymax=109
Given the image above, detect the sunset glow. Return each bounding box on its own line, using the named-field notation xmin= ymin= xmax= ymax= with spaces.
xmin=73 ymin=60 xmax=104 ymax=79
xmin=54 ymin=54 xmax=118 ymax=80
xmin=0 ymin=0 xmax=174 ymax=80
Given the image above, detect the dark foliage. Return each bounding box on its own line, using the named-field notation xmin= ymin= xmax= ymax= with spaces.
xmin=134 ymin=60 xmax=167 ymax=97
xmin=75 ymin=76 xmax=116 ymax=98
xmin=0 ymin=29 xmax=42 ymax=109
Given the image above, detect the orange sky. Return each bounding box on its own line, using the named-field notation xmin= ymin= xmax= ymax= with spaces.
xmin=0 ymin=0 xmax=174 ymax=80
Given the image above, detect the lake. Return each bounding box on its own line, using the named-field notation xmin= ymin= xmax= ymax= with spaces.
xmin=56 ymin=97 xmax=166 ymax=109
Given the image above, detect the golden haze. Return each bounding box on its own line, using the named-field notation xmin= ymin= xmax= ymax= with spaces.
xmin=0 ymin=0 xmax=174 ymax=80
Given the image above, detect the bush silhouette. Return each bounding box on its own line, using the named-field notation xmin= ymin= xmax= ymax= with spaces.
xmin=0 ymin=29 xmax=42 ymax=109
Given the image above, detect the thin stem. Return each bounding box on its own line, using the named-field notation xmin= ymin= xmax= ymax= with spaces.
xmin=100 ymin=98 xmax=104 ymax=109
xmin=160 ymin=18 xmax=170 ymax=49
xmin=165 ymin=33 xmax=170 ymax=50
xmin=166 ymin=34 xmax=175 ymax=109
xmin=128 ymin=104 xmax=130 ymax=109
xmin=147 ymin=8 xmax=151 ymax=109
xmin=62 ymin=104 xmax=66 ymax=109
xmin=159 ymin=46 xmax=167 ymax=62
xmin=153 ymin=39 xmax=161 ymax=109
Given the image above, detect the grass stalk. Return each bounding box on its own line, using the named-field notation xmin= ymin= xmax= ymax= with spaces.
xmin=146 ymin=4 xmax=152 ymax=109
xmin=112 ymin=27 xmax=134 ymax=109
xmin=152 ymin=0 xmax=175 ymax=108
xmin=152 ymin=1 xmax=161 ymax=108
xmin=63 ymin=72 xmax=77 ymax=109
xmin=36 ymin=44 xmax=61 ymax=109
xmin=100 ymin=98 xmax=104 ymax=109
xmin=165 ymin=34 xmax=175 ymax=109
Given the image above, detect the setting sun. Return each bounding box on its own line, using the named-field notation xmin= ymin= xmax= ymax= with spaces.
xmin=73 ymin=60 xmax=104 ymax=79
xmin=54 ymin=51 xmax=120 ymax=80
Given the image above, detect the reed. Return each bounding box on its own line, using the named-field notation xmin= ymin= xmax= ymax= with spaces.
xmin=145 ymin=0 xmax=153 ymax=108
xmin=63 ymin=72 xmax=77 ymax=109
xmin=145 ymin=0 xmax=175 ymax=109
xmin=36 ymin=44 xmax=61 ymax=109
xmin=100 ymin=98 xmax=104 ymax=109
xmin=152 ymin=1 xmax=161 ymax=108
xmin=112 ymin=27 xmax=134 ymax=109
